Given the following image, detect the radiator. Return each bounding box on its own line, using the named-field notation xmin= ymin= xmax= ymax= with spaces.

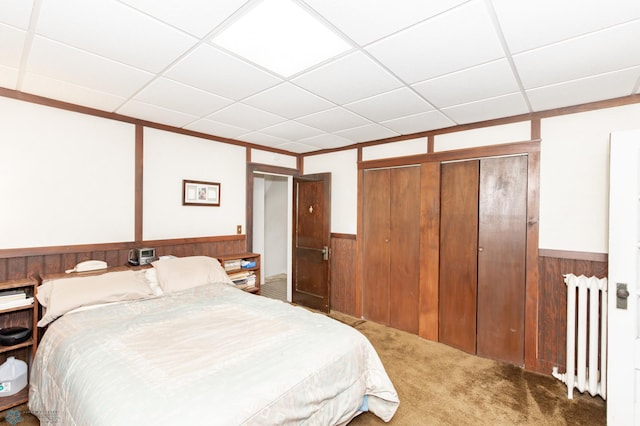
xmin=552 ymin=274 xmax=608 ymax=400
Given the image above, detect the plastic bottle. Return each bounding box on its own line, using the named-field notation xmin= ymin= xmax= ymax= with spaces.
xmin=0 ymin=357 xmax=27 ymax=397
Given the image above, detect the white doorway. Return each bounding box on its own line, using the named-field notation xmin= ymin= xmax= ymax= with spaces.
xmin=252 ymin=173 xmax=292 ymax=302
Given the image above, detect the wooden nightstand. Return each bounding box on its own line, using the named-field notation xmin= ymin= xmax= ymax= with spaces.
xmin=217 ymin=253 xmax=261 ymax=294
xmin=0 ymin=278 xmax=38 ymax=411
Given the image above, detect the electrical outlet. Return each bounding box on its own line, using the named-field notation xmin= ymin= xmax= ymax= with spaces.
xmin=237 ymin=225 xmax=242 ymax=234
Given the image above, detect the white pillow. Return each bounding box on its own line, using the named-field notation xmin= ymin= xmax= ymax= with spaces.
xmin=151 ymin=256 xmax=232 ymax=293
xmin=144 ymin=268 xmax=164 ymax=296
xmin=37 ymin=270 xmax=154 ymax=327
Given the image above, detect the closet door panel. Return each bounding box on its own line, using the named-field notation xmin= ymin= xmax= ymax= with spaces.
xmin=439 ymin=161 xmax=479 ymax=353
xmin=477 ymin=155 xmax=527 ymax=365
xmin=389 ymin=166 xmax=421 ymax=333
xmin=363 ymin=169 xmax=391 ymax=324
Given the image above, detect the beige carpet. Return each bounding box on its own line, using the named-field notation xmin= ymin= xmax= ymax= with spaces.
xmin=329 ymin=311 xmax=606 ymax=426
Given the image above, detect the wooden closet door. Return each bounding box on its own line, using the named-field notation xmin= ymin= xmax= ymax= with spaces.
xmin=389 ymin=166 xmax=420 ymax=333
xmin=362 ymin=169 xmax=391 ymax=324
xmin=439 ymin=161 xmax=479 ymax=353
xmin=476 ymin=155 xmax=527 ymax=365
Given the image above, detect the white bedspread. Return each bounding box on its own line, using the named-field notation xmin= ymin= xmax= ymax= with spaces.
xmin=29 ymin=283 xmax=399 ymax=425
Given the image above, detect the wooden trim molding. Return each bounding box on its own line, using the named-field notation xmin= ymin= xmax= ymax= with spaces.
xmin=134 ymin=124 xmax=144 ymax=242
xmin=331 ymin=233 xmax=356 ymax=240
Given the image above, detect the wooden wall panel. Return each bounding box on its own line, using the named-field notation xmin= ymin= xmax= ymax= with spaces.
xmin=330 ymin=234 xmax=357 ymax=316
xmin=536 ymin=254 xmax=607 ymax=373
xmin=0 ymin=236 xmax=247 ymax=281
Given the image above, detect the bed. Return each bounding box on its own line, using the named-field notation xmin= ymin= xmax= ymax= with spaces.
xmin=28 ymin=256 xmax=399 ymax=425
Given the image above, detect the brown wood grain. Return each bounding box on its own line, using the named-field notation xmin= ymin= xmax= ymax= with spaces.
xmin=419 ymin=162 xmax=440 ymax=341
xmin=476 ymin=156 xmax=527 ymax=365
xmin=389 ymin=166 xmax=421 ymax=333
xmin=439 ymin=160 xmax=479 ymax=354
xmin=330 ymin=236 xmax=357 ymax=316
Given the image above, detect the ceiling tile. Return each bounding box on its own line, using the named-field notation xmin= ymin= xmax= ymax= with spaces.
xmin=207 ymin=103 xmax=286 ymax=130
xmin=0 ymin=64 xmax=18 ymax=89
xmin=27 ymin=36 xmax=154 ymax=97
xmin=304 ymin=0 xmax=467 ymax=45
xmin=37 ymin=0 xmax=197 ymax=73
xmin=412 ymin=59 xmax=520 ymax=108
xmin=299 ymin=133 xmax=354 ymax=150
xmin=515 ymin=20 xmax=640 ymax=89
xmin=165 ymin=44 xmax=282 ymax=100
xmin=493 ymin=0 xmax=640 ymax=54
xmin=381 ymin=110 xmax=455 ymax=134
xmin=243 ymin=82 xmax=334 ymax=119
xmin=292 ymin=51 xmax=403 ymax=104
xmin=335 ymin=123 xmax=399 ymax=142
xmin=21 ymin=73 xmax=127 ymax=111
xmin=0 ymin=23 xmax=26 ymax=68
xmin=366 ymin=1 xmax=504 ymax=84
xmin=119 ymin=0 xmax=248 ymax=38
xmin=133 ymin=77 xmax=233 ymax=117
xmin=344 ymin=87 xmax=433 ymax=122
xmin=117 ymin=99 xmax=199 ymax=127
xmin=238 ymin=131 xmax=290 ymax=147
xmin=260 ymin=120 xmax=324 ymax=140
xmin=297 ymin=107 xmax=371 ymax=132
xmin=271 ymin=141 xmax=319 ymax=154
xmin=184 ymin=118 xmax=250 ymax=139
xmin=527 ymin=67 xmax=640 ymax=111
xmin=441 ymin=92 xmax=528 ymax=124
xmin=0 ymin=0 xmax=33 ymax=29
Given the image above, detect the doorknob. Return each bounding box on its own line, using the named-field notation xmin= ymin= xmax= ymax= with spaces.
xmin=617 ymin=283 xmax=630 ymax=310
xmin=321 ymin=246 xmax=329 ymax=261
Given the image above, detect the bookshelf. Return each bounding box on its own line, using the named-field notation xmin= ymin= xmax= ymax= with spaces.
xmin=217 ymin=253 xmax=261 ymax=295
xmin=0 ymin=278 xmax=38 ymax=411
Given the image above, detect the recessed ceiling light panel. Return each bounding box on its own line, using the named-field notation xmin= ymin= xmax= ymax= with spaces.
xmin=212 ymin=0 xmax=352 ymax=77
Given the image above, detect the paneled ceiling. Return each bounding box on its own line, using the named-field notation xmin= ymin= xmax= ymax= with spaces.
xmin=2 ymin=0 xmax=639 ymax=153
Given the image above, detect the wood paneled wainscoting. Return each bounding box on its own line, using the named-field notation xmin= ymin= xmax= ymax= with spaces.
xmin=536 ymin=249 xmax=608 ymax=374
xmin=329 ymin=233 xmax=358 ymax=316
xmin=0 ymin=235 xmax=247 ymax=281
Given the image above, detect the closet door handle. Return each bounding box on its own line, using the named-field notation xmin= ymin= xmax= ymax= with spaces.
xmin=478 ymin=247 xmax=484 ymax=252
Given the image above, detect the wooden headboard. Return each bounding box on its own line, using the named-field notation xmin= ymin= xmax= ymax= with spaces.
xmin=0 ymin=235 xmax=247 ymax=281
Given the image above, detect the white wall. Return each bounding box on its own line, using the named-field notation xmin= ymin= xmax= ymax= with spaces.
xmin=539 ymin=104 xmax=640 ymax=253
xmin=251 ymin=148 xmax=297 ymax=169
xmin=303 ymin=149 xmax=358 ymax=234
xmin=362 ymin=137 xmax=427 ymax=161
xmin=143 ymin=127 xmax=246 ymax=239
xmin=264 ymin=175 xmax=288 ymax=277
xmin=0 ymin=97 xmax=135 ymax=248
xmin=434 ymin=121 xmax=531 ymax=151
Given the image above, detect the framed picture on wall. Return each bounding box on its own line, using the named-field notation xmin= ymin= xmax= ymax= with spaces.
xmin=182 ymin=179 xmax=220 ymax=206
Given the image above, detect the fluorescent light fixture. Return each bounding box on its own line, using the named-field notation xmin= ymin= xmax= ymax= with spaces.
xmin=212 ymin=0 xmax=352 ymax=77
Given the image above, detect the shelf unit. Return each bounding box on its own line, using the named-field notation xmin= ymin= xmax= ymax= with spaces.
xmin=0 ymin=278 xmax=38 ymax=411
xmin=217 ymin=253 xmax=261 ymax=294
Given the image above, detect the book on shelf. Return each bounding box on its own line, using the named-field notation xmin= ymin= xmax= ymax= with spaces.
xmin=223 ymin=259 xmax=242 ymax=271
xmin=0 ymin=297 xmax=34 ymax=310
xmin=0 ymin=290 xmax=27 ymax=303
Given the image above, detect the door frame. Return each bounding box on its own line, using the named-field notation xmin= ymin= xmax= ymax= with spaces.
xmin=246 ymin=163 xmax=299 ymax=301
xmin=357 ymin=139 xmax=540 ymax=369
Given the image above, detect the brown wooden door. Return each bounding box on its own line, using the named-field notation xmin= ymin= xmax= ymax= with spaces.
xmin=362 ymin=166 xmax=420 ymax=333
xmin=476 ymin=155 xmax=527 ymax=365
xmin=363 ymin=169 xmax=391 ymax=324
xmin=389 ymin=166 xmax=421 ymax=333
xmin=439 ymin=160 xmax=479 ymax=353
xmin=292 ymin=173 xmax=331 ymax=312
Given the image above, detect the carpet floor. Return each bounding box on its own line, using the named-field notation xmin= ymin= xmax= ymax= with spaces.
xmin=329 ymin=311 xmax=606 ymax=426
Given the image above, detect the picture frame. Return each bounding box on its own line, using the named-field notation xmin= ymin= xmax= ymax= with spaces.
xmin=182 ymin=179 xmax=220 ymax=206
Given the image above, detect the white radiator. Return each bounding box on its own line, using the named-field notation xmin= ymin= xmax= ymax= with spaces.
xmin=552 ymin=274 xmax=608 ymax=400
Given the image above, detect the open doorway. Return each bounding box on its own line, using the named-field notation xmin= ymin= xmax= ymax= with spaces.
xmin=252 ymin=173 xmax=291 ymax=302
